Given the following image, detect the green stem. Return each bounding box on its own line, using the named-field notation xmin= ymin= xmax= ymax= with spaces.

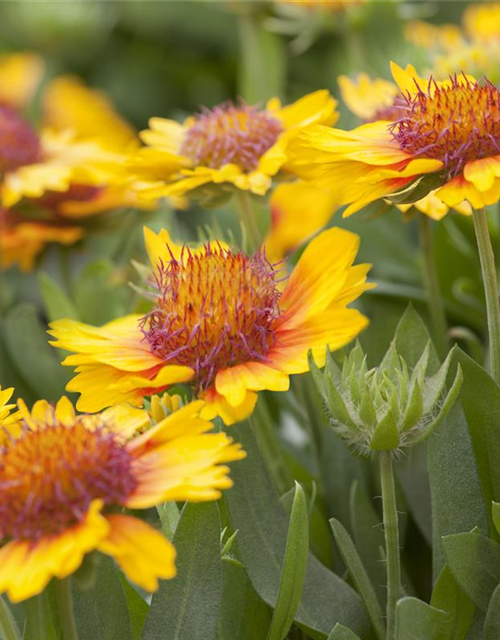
xmin=55 ymin=578 xmax=78 ymax=640
xmin=379 ymin=451 xmax=401 ymax=640
xmin=419 ymin=215 xmax=448 ymax=358
xmin=235 ymin=191 xmax=261 ymax=253
xmin=24 ymin=595 xmax=44 ymax=640
xmin=472 ymin=208 xmax=500 ymax=384
xmin=0 ymin=597 xmax=20 ymax=640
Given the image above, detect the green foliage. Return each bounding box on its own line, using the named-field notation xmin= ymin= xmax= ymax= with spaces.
xmin=267 ymin=483 xmax=309 ymax=640
xmin=143 ymin=502 xmax=222 ymax=640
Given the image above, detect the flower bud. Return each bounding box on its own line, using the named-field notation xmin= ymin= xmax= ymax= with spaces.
xmin=309 ymin=342 xmax=462 ymax=455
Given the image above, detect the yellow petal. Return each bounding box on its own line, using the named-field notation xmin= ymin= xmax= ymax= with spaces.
xmin=98 ymin=515 xmax=176 ymax=592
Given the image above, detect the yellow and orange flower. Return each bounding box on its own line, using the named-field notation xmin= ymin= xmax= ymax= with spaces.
xmin=337 ymin=70 xmax=472 ymax=220
xmin=49 ymin=225 xmax=373 ymax=425
xmin=0 ymin=395 xmax=244 ymax=603
xmin=0 ymin=61 xmax=154 ymax=271
xmin=264 ymin=181 xmax=338 ymax=262
xmin=127 ymin=91 xmax=338 ymax=200
xmin=0 ymin=209 xmax=82 ymax=272
xmin=288 ymin=62 xmax=500 ymax=216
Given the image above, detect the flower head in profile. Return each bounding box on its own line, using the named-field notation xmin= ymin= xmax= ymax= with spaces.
xmin=288 ymin=63 xmax=500 ymax=215
xmin=49 ymin=225 xmax=373 ymax=425
xmin=0 ymin=396 xmax=244 ymax=603
xmin=337 ymin=70 xmax=472 ymax=220
xmin=127 ymin=91 xmax=337 ymax=201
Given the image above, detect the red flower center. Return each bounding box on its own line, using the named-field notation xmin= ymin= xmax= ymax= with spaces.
xmin=140 ymin=245 xmax=282 ymax=390
xmin=180 ymin=102 xmax=283 ymax=172
xmin=0 ymin=105 xmax=41 ymax=173
xmin=391 ymin=77 xmax=500 ymax=178
xmin=0 ymin=418 xmax=137 ymax=541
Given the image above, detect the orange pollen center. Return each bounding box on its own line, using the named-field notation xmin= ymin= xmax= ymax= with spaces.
xmin=0 ymin=419 xmax=137 ymax=541
xmin=140 ymin=245 xmax=282 ymax=390
xmin=391 ymin=77 xmax=500 ymax=178
xmin=0 ymin=105 xmax=42 ymax=173
xmin=179 ymin=102 xmax=283 ymax=172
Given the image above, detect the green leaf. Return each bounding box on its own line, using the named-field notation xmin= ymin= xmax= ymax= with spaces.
xmin=443 ymin=531 xmax=500 ymax=611
xmin=370 ymin=410 xmax=399 ymax=451
xmin=349 ymin=481 xmax=387 ymax=607
xmin=327 ymin=624 xmax=361 ymax=640
xmin=119 ymin=578 xmax=149 ymax=640
xmin=396 ymin=445 xmax=432 ymax=546
xmin=143 ymin=502 xmax=222 ymax=640
xmin=218 ymin=559 xmax=271 ymax=640
xmin=392 ymin=305 xmax=440 ymax=373
xmin=455 ymin=349 xmax=500 ymax=537
xmin=386 ymin=172 xmax=446 ymax=205
xmin=74 ymin=259 xmax=128 ymax=325
xmin=223 ymin=424 xmax=371 ymax=639
xmin=38 ymin=272 xmax=79 ymax=322
xmin=428 ymin=404 xmax=489 ymax=580
xmin=267 ymin=483 xmax=309 ymax=640
xmin=156 ymin=502 xmax=180 ymax=541
xmin=330 ymin=519 xmax=385 ymax=640
xmin=3 ymin=304 xmax=71 ymax=402
xmin=72 ymin=557 xmax=132 ymax=640
xmin=430 ymin=564 xmax=475 ymax=640
xmin=493 ymin=502 xmax=500 ymax=537
xmin=484 ymin=583 xmax=500 ymax=640
xmin=395 ymin=597 xmax=450 ymax=639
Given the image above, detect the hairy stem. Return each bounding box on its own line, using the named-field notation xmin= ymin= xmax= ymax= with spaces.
xmin=379 ymin=451 xmax=401 ymax=640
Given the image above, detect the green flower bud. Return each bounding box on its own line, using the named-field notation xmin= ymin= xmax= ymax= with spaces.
xmin=309 ymin=342 xmax=462 ymax=456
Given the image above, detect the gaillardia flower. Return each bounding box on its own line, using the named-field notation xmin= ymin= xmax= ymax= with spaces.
xmin=49 ymin=225 xmax=373 ymax=425
xmin=0 ymin=396 xmax=244 ymax=602
xmin=288 ymin=63 xmax=500 ymax=215
xmin=337 ymin=70 xmax=472 ymax=220
xmin=127 ymin=91 xmax=337 ymax=200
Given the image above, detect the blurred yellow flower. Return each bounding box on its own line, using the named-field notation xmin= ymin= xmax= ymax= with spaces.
xmin=404 ymin=20 xmax=463 ymax=52
xmin=289 ymin=63 xmax=495 ymax=216
xmin=338 ymin=73 xmax=400 ymax=122
xmin=0 ymin=209 xmax=82 ymax=272
xmin=463 ymin=2 xmax=500 ymax=42
xmin=49 ymin=225 xmax=373 ymax=425
xmin=42 ymin=75 xmax=138 ymax=152
xmin=0 ymin=52 xmax=44 ymax=110
xmin=0 ymin=57 xmax=155 ymax=271
xmin=264 ymin=181 xmax=338 ymax=262
xmin=0 ymin=396 xmax=244 ymax=602
xmin=128 ymin=91 xmax=338 ymax=200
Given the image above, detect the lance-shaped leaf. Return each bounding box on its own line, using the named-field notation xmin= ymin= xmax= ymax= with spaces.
xmin=330 ymin=519 xmax=385 ymax=640
xmin=266 ymin=483 xmax=309 ymax=640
